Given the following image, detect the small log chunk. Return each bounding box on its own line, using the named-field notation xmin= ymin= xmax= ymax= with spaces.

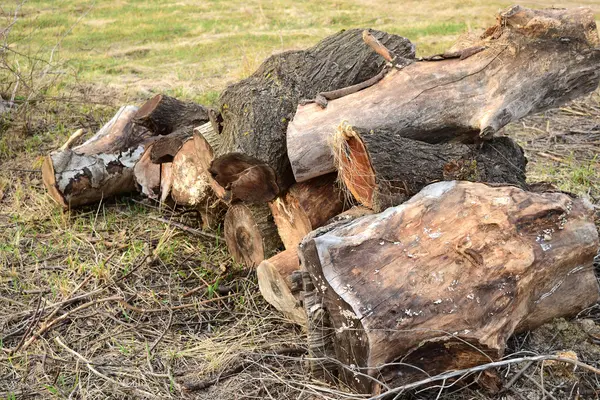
xmin=209 ymin=28 xmax=415 ymax=203
xmin=288 ymin=6 xmax=600 ymax=182
xmin=134 ymin=94 xmax=210 ymax=136
xmin=170 ymin=138 xmax=227 ymax=229
xmin=42 ymin=106 xmax=154 ymax=208
xmin=299 ymin=181 xmax=600 ymax=393
xmin=150 ymin=130 xmax=193 ymax=164
xmin=269 ymin=174 xmax=347 ymax=249
xmin=333 ymin=126 xmax=527 ymax=211
xmin=257 ymin=249 xmax=306 ymax=325
xmin=224 ymin=203 xmax=283 ymax=267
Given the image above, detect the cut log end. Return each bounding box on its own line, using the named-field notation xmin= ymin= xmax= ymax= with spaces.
xmin=210 ymin=154 xmax=279 ymax=203
xmin=269 ymin=174 xmax=347 ymax=250
xmin=332 ymin=124 xmax=376 ymax=208
xmin=193 ymin=126 xmax=227 ymax=199
xmin=224 ymin=203 xmax=282 ymax=267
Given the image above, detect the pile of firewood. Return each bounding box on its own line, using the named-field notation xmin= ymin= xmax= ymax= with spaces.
xmin=42 ymin=5 xmax=600 ymax=394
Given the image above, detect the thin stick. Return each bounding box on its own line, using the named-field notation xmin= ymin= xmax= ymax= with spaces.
xmin=58 ymin=128 xmax=85 ymax=151
xmin=147 ymin=215 xmax=224 ymax=241
xmin=368 ymin=355 xmax=600 ymax=400
xmin=118 ymin=293 xmax=235 ymax=313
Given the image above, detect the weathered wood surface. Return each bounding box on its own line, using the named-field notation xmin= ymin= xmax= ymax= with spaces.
xmin=170 ymin=138 xmax=226 ymax=229
xmin=224 ymin=203 xmax=283 ymax=267
xmin=257 ymin=249 xmax=306 ymax=325
xmin=299 ymin=181 xmax=599 ymax=393
xmin=333 ymin=126 xmax=527 ymax=211
xmin=42 ymin=106 xmax=154 ymax=208
xmin=193 ymin=123 xmax=227 ymax=200
xmin=209 ymin=28 xmax=415 ymax=203
xmin=288 ymin=6 xmax=600 ymax=182
xmin=269 ymin=174 xmax=346 ymax=249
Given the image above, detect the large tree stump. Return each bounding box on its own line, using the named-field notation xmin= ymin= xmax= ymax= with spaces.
xmin=224 ymin=203 xmax=283 ymax=267
xmin=209 ymin=28 xmax=415 ymax=203
xmin=269 ymin=174 xmax=347 ymax=249
xmin=257 ymin=249 xmax=305 ymax=325
xmin=299 ymin=181 xmax=599 ymax=393
xmin=288 ymin=6 xmax=600 ymax=182
xmin=333 ymin=126 xmax=527 ymax=211
xmin=42 ymin=106 xmax=154 ymax=208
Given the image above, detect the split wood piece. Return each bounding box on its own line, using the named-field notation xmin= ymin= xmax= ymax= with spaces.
xmin=193 ymin=123 xmax=227 ymax=200
xmin=42 ymin=106 xmax=154 ymax=209
xmin=149 ymin=130 xmax=193 ymax=164
xmin=288 ymin=6 xmax=600 ymax=182
xmin=269 ymin=174 xmax=347 ymax=250
xmin=170 ymin=138 xmax=227 ymax=229
xmin=224 ymin=203 xmax=283 ymax=267
xmin=210 ymin=28 xmax=415 ymax=203
xmin=134 ymin=94 xmax=211 ymax=136
xmin=257 ymin=249 xmax=306 ymax=326
xmin=299 ymin=181 xmax=600 ymax=393
xmin=333 ymin=126 xmax=527 ymax=211
xmin=134 ymin=142 xmax=169 ymax=200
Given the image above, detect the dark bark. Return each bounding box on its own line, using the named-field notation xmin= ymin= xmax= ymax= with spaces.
xmin=210 ymin=28 xmax=415 ymax=203
xmin=299 ymin=181 xmax=599 ymax=393
xmin=134 ymin=94 xmax=211 ymax=136
xmin=335 ymin=126 xmax=527 ymax=211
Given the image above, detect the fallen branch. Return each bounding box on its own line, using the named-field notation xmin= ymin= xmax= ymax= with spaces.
xmin=147 ymin=215 xmax=224 ymax=242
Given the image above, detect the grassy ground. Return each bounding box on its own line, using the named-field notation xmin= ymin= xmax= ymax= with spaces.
xmin=1 ymin=0 xmax=600 ymax=399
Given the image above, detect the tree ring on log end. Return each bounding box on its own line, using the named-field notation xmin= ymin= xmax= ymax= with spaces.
xmin=224 ymin=203 xmax=265 ymax=267
xmin=210 ymin=153 xmax=279 ymax=203
xmin=332 ymin=124 xmax=376 ymax=208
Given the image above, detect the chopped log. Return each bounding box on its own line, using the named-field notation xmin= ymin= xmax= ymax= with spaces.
xmin=288 ymin=6 xmax=600 ymax=182
xmin=209 ymin=29 xmax=416 ymax=203
xmin=134 ymin=94 xmax=210 ymax=136
xmin=333 ymin=126 xmax=527 ymax=211
xmin=224 ymin=203 xmax=283 ymax=267
xmin=299 ymin=181 xmax=600 ymax=393
xmin=269 ymin=174 xmax=347 ymax=249
xmin=257 ymin=249 xmax=306 ymax=325
xmin=42 ymin=106 xmax=154 ymax=208
xmin=193 ymin=123 xmax=227 ymax=200
xmin=170 ymin=138 xmax=227 ymax=229
xmin=150 ymin=130 xmax=192 ymax=164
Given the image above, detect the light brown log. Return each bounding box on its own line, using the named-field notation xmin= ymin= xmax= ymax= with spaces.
xmin=193 ymin=123 xmax=227 ymax=200
xmin=170 ymin=138 xmax=227 ymax=229
xmin=269 ymin=174 xmax=346 ymax=249
xmin=224 ymin=203 xmax=283 ymax=267
xmin=299 ymin=181 xmax=599 ymax=393
xmin=288 ymin=6 xmax=600 ymax=182
xmin=42 ymin=106 xmax=154 ymax=209
xmin=257 ymin=249 xmax=306 ymax=326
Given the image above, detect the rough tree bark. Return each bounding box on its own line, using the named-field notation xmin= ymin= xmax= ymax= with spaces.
xmin=269 ymin=174 xmax=347 ymax=249
xmin=257 ymin=249 xmax=305 ymax=325
xmin=134 ymin=94 xmax=212 ymax=164
xmin=288 ymin=6 xmax=600 ymax=182
xmin=209 ymin=28 xmax=415 ymax=203
xmin=333 ymin=126 xmax=527 ymax=211
xmin=299 ymin=181 xmax=600 ymax=393
xmin=42 ymin=106 xmax=154 ymax=208
xmin=224 ymin=203 xmax=283 ymax=267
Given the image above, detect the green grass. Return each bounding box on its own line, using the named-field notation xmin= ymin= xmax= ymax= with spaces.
xmin=5 ymin=0 xmax=598 ymax=97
